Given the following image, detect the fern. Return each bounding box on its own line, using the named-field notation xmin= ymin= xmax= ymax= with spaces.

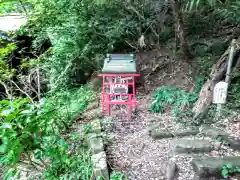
xmin=151 ymin=86 xmax=198 ymax=117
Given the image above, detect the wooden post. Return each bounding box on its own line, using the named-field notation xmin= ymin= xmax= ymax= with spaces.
xmin=225 ymin=41 xmax=235 ymax=84
xmin=101 ymin=76 xmax=105 ymax=114
xmin=215 ymin=40 xmax=235 ymax=119
xmin=128 ymin=94 xmax=132 ymax=121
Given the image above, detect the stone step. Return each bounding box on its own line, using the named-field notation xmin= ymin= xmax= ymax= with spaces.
xmin=92 ymin=151 xmax=109 ymax=180
xmin=149 ymin=126 xmax=199 ymax=139
xmin=201 ymin=127 xmax=240 ymax=151
xmin=176 ymin=128 xmax=199 ymax=137
xmin=150 ymin=129 xmax=174 ymax=139
xmin=225 ymin=137 xmax=240 ymax=151
xmin=170 ymin=139 xmax=212 ymax=154
xmin=87 ymin=133 xmax=104 ymax=154
xmin=192 ymin=156 xmax=240 ymax=178
xmin=201 ymin=127 xmax=228 ymax=138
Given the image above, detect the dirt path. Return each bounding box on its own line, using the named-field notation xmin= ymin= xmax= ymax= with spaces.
xmin=105 ymin=93 xmax=192 ymax=180
xmin=105 ymin=91 xmax=240 ymax=180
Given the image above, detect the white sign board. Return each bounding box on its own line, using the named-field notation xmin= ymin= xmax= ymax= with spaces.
xmin=111 ymin=84 xmax=128 ymax=94
xmin=213 ymin=81 xmax=228 ymax=104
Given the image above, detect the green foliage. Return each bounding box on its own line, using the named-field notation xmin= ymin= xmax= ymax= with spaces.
xmin=185 ymin=0 xmax=240 ymax=25
xmin=0 ymin=42 xmax=16 ymax=81
xmin=226 ymin=71 xmax=240 ymax=110
xmin=0 ymin=0 xmax=21 ymax=14
xmin=110 ymin=171 xmax=127 ymax=180
xmin=216 ymin=137 xmax=222 ymax=142
xmin=222 ymin=164 xmax=240 ymax=178
xmin=195 ymin=54 xmax=215 ymax=76
xmin=40 ymin=136 xmax=92 ymax=180
xmin=213 ymin=1 xmax=240 ymax=24
xmin=151 ymin=86 xmax=198 ymax=116
xmin=0 ymin=0 xmax=33 ymax=14
xmin=19 ymin=0 xmax=168 ymax=91
xmin=83 ymin=124 xmax=93 ymax=135
xmin=1 ymin=0 xmax=240 ymax=178
xmin=96 ymin=171 xmax=127 ymax=180
xmin=196 ymin=76 xmax=206 ymax=92
xmin=184 ymin=0 xmax=224 ymax=11
xmin=158 ymin=25 xmax=175 ymax=43
xmin=46 ymin=86 xmax=94 ymax=120
xmin=0 ymin=86 xmax=94 ymax=179
xmin=0 ymin=98 xmax=45 ymax=166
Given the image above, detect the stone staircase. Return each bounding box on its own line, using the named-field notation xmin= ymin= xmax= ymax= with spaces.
xmin=86 ymin=119 xmax=109 ymax=180
xmin=149 ymin=125 xmax=240 ymax=180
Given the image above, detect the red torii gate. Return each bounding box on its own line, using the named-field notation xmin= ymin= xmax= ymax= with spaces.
xmin=98 ymin=54 xmax=140 ymax=120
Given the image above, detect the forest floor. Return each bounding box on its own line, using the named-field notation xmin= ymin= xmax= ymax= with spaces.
xmin=105 ymin=93 xmax=240 ymax=180
xmin=83 ymin=47 xmax=240 ymax=180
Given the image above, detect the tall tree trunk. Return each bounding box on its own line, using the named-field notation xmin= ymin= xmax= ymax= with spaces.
xmin=171 ymin=0 xmax=192 ymax=62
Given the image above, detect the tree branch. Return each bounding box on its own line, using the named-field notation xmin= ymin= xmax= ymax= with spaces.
xmin=0 ymin=81 xmax=12 ymax=99
xmin=28 ymin=69 xmax=41 ymax=101
xmin=125 ymin=40 xmax=139 ymax=51
xmin=37 ymin=65 xmax=41 ymax=101
xmin=10 ymin=80 xmax=34 ymax=103
xmin=124 ymin=3 xmax=159 ymax=38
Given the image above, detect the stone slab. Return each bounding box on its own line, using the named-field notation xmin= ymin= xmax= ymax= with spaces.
xmin=225 ymin=137 xmax=240 ymax=151
xmin=87 ymin=133 xmax=104 ymax=154
xmin=201 ymin=127 xmax=228 ymax=138
xmin=175 ymin=128 xmax=199 ymax=137
xmin=149 ymin=129 xmax=174 ymax=139
xmin=92 ymin=151 xmax=109 ymax=180
xmin=192 ymin=156 xmax=240 ymax=178
xmin=147 ymin=123 xmax=165 ymax=133
xmin=170 ymin=139 xmax=212 ymax=154
xmin=149 ymin=126 xmax=199 ymax=139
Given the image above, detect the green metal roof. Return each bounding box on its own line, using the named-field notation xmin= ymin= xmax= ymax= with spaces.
xmin=102 ymin=54 xmax=137 ymax=73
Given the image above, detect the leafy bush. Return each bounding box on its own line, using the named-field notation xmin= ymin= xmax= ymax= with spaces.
xmin=46 ymin=86 xmax=94 ymax=121
xmin=184 ymin=0 xmax=240 ymax=25
xmin=0 ymin=86 xmax=94 ymax=179
xmin=0 ymin=98 xmax=46 ymax=167
xmin=39 ymin=135 xmax=92 ymax=180
xmin=0 ymin=0 xmax=33 ymax=14
xmin=0 ymin=41 xmax=16 ymax=81
xmin=213 ymin=1 xmax=240 ymax=25
xmin=222 ymin=164 xmax=240 ymax=178
xmin=151 ymin=86 xmax=198 ymax=116
xmin=194 ymin=76 xmax=206 ymax=94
